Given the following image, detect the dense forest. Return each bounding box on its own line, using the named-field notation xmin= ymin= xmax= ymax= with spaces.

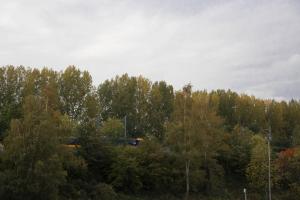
xmin=0 ymin=65 xmax=300 ymax=200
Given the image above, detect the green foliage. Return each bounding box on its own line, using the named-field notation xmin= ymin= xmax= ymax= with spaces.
xmin=101 ymin=118 xmax=124 ymax=139
xmin=0 ymin=66 xmax=25 ymax=138
xmin=91 ymin=183 xmax=118 ymax=200
xmin=268 ymin=101 xmax=289 ymax=149
xmin=78 ymin=121 xmax=115 ymax=183
xmin=0 ymin=66 xmax=300 ymax=199
xmin=59 ymin=66 xmax=93 ymax=120
xmin=97 ymin=74 xmax=174 ymax=138
xmin=136 ymin=139 xmax=180 ymax=193
xmin=292 ymin=125 xmax=300 ymax=146
xmin=97 ymin=74 xmax=138 ymax=135
xmin=109 ymin=146 xmax=143 ymax=193
xmin=0 ymin=96 xmax=67 ymax=200
xmin=166 ymin=86 xmax=225 ymax=197
xmin=246 ymin=134 xmax=274 ymax=195
xmin=148 ymin=81 xmax=174 ymax=139
xmin=275 ymin=148 xmax=300 ymax=200
xmin=219 ymin=125 xmax=252 ymax=180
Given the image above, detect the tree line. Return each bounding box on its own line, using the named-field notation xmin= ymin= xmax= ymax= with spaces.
xmin=0 ymin=65 xmax=300 ymax=200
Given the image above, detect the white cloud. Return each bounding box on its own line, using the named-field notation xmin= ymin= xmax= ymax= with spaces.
xmin=0 ymin=0 xmax=299 ymax=99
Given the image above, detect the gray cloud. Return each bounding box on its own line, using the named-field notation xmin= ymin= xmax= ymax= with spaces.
xmin=0 ymin=0 xmax=300 ymax=99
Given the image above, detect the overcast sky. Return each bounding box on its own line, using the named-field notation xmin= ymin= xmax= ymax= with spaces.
xmin=0 ymin=0 xmax=300 ymax=100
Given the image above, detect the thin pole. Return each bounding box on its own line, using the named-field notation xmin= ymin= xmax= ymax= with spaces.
xmin=243 ymin=188 xmax=247 ymax=200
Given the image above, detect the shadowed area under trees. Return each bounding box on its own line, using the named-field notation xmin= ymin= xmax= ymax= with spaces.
xmin=0 ymin=66 xmax=300 ymax=199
